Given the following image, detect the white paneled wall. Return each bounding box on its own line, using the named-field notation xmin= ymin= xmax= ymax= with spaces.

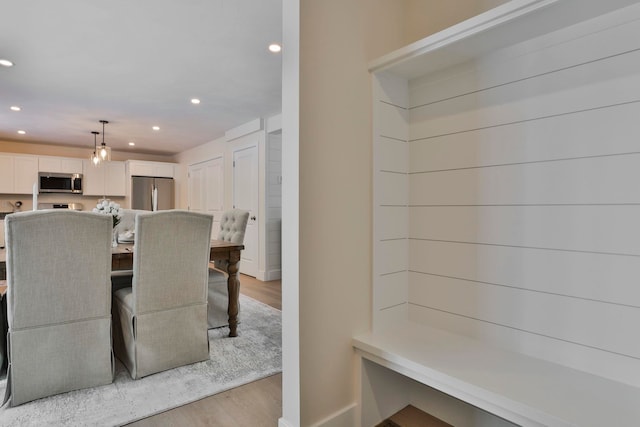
xmin=373 ymin=5 xmax=640 ymax=387
xmin=266 ymin=132 xmax=282 ymax=280
xmin=373 ymin=72 xmax=409 ymax=332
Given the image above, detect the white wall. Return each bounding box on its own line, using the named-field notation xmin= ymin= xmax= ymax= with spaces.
xmin=373 ymin=2 xmax=640 ymax=390
xmin=404 ymin=0 xmax=508 ymax=44
xmin=0 ymin=139 xmax=174 ymax=163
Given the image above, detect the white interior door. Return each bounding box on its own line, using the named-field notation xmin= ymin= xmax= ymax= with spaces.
xmin=233 ymin=145 xmax=259 ymax=277
xmin=188 ymin=157 xmax=224 ymax=238
xmin=205 ymin=158 xmax=224 ymax=237
xmin=188 ymin=163 xmax=204 ymax=211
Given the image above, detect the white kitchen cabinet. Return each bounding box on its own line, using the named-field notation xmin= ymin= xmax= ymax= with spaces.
xmin=0 ymin=155 xmax=14 ymax=193
xmin=15 ymin=156 xmax=38 ymax=194
xmin=127 ymin=160 xmax=175 ymax=178
xmin=38 ymin=156 xmax=83 ymax=174
xmin=0 ymin=154 xmax=38 ymax=194
xmin=82 ymin=160 xmax=126 ymax=197
xmin=82 ymin=160 xmax=103 ymax=196
xmin=103 ymin=161 xmax=126 ymax=196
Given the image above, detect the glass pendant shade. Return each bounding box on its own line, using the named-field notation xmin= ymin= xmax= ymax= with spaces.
xmin=90 ymin=131 xmax=101 ymax=166
xmin=99 ymin=143 xmax=111 ymax=161
xmin=99 ymin=120 xmax=111 ymax=162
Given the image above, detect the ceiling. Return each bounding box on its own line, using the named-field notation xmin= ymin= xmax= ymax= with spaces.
xmin=0 ymin=0 xmax=282 ymax=156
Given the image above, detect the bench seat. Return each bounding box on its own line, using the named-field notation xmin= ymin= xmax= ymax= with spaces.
xmin=353 ymin=322 xmax=640 ymax=427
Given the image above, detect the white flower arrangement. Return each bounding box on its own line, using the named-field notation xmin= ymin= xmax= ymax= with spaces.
xmin=93 ymin=199 xmax=122 ymax=228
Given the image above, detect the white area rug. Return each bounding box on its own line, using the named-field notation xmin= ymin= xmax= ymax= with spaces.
xmin=0 ymin=295 xmax=281 ymax=426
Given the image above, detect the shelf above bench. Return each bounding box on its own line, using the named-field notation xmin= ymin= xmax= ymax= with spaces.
xmin=354 ymin=323 xmax=640 ymax=427
xmin=369 ymin=0 xmax=640 ymax=79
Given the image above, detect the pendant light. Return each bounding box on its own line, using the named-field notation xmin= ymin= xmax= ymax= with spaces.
xmin=90 ymin=131 xmax=101 ymax=166
xmin=99 ymin=120 xmax=111 ymax=161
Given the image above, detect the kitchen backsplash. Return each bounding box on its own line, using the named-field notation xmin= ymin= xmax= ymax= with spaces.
xmin=0 ymin=194 xmax=125 ymax=213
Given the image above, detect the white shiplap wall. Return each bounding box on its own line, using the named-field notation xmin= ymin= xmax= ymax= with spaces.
xmin=373 ymin=72 xmax=409 ymax=332
xmin=374 ymin=4 xmax=640 ymax=388
xmin=266 ymin=132 xmax=282 ymax=280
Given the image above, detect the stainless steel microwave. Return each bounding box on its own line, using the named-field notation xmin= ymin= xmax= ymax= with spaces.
xmin=38 ymin=172 xmax=83 ymax=194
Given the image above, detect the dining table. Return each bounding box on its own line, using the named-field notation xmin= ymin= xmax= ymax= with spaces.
xmin=0 ymin=239 xmax=244 ymax=338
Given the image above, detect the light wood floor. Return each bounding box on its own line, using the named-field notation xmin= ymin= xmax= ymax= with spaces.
xmin=126 ymin=274 xmax=282 ymax=427
xmin=383 ymin=405 xmax=452 ymax=427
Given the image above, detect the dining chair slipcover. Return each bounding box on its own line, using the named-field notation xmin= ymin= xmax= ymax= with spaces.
xmin=112 ymin=210 xmax=212 ymax=379
xmin=3 ymin=210 xmax=114 ymax=406
xmin=208 ymin=209 xmax=249 ymax=329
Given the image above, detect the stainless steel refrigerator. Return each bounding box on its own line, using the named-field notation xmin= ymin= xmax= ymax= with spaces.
xmin=131 ymin=176 xmax=174 ymax=211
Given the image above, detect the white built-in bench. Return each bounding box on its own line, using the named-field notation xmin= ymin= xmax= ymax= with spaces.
xmin=354 ymin=324 xmax=640 ymax=426
xmin=364 ymin=1 xmax=640 ymax=426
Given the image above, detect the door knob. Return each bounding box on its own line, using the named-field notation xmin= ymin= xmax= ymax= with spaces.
xmin=251 ymin=216 xmax=256 ymax=221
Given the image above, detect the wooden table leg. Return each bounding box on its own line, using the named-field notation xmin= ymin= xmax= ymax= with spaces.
xmin=227 ymin=251 xmax=241 ymax=337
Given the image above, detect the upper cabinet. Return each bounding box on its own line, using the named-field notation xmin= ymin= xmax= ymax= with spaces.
xmin=15 ymin=156 xmax=39 ymax=194
xmin=127 ymin=160 xmax=175 ymax=178
xmin=0 ymin=154 xmax=38 ymax=194
xmin=0 ymin=156 xmax=13 ymax=194
xmin=104 ymin=162 xmax=126 ymax=196
xmin=38 ymin=156 xmax=83 ymax=174
xmin=82 ymin=160 xmax=126 ymax=197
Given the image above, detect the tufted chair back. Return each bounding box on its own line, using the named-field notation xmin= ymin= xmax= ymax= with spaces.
xmin=213 ymin=209 xmax=249 ymax=273
xmin=217 ymin=209 xmax=250 ymax=244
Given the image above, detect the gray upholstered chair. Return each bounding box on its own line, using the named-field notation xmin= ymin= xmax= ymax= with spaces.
xmin=112 ymin=210 xmax=213 ymax=379
xmin=3 ymin=210 xmax=114 ymax=406
xmin=208 ymin=209 xmax=249 ymax=329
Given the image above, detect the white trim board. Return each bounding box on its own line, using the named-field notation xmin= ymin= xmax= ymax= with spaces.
xmin=370 ymin=0 xmax=640 ymax=79
xmin=225 ymin=118 xmax=263 ymax=142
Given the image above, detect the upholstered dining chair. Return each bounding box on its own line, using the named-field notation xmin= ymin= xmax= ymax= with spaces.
xmin=208 ymin=209 xmax=249 ymax=329
xmin=111 ymin=210 xmax=213 ymax=379
xmin=3 ymin=210 xmax=114 ymax=406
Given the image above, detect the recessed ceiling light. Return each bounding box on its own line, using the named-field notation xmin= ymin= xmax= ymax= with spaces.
xmin=0 ymin=59 xmax=14 ymax=67
xmin=17 ymin=130 xmax=26 ymax=135
xmin=268 ymin=44 xmax=282 ymax=53
xmin=10 ymin=106 xmax=21 ymax=111
xmin=191 ymin=98 xmax=201 ymax=105
xmin=152 ymin=126 xmax=160 ymax=131
xmin=128 ymin=142 xmax=135 ymax=146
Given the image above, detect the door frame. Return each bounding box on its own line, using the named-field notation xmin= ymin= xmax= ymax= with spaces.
xmin=228 ymin=129 xmax=265 ymax=279
xmin=232 ymin=144 xmax=259 ymax=277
